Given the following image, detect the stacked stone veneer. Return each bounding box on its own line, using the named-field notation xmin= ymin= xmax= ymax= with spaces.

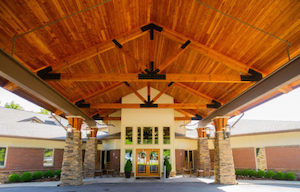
xmin=84 ymin=137 xmax=97 ymax=178
xmin=214 ymin=131 xmax=237 ymax=184
xmin=256 ymin=148 xmax=267 ymax=170
xmin=60 ymin=131 xmax=83 ymax=186
xmin=198 ymin=138 xmax=211 ymax=176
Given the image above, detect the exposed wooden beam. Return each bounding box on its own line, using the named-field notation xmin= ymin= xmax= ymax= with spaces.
xmin=159 ymin=48 xmax=188 ymax=72
xmin=156 ymin=22 xmax=266 ymax=76
xmin=2 ymin=82 xmax=18 ymax=91
xmin=90 ymin=103 xmax=207 ymax=109
xmin=38 ymin=26 xmax=147 ymax=73
xmin=124 ymin=82 xmax=146 ymax=103
xmin=58 ymin=73 xmax=248 ymax=83
xmin=175 ymin=117 xmax=195 ymax=121
xmin=152 ymin=82 xmax=174 ymax=102
xmin=74 ymin=82 xmax=124 ymax=103
xmin=174 ymin=82 xmax=223 ymax=104
xmin=0 ymin=49 xmax=96 ymax=127
xmin=175 ymin=109 xmax=193 ymax=117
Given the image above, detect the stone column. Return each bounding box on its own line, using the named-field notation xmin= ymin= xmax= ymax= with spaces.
xmin=60 ymin=116 xmax=84 ymax=186
xmin=84 ymin=128 xmax=98 ymax=178
xmin=213 ymin=117 xmax=237 ymax=185
xmin=197 ymin=128 xmax=211 ymax=177
xmin=256 ymin=148 xmax=267 ymax=170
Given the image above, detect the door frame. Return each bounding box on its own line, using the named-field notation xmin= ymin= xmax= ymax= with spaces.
xmin=136 ymin=149 xmax=160 ymax=177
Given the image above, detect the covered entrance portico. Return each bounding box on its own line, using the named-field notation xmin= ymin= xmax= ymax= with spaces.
xmin=0 ymin=0 xmax=300 ymax=187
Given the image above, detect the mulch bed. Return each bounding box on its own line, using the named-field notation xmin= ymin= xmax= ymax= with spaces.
xmin=32 ymin=177 xmax=60 ymax=182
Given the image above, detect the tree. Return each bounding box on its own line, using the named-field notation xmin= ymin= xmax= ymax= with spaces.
xmin=4 ymin=101 xmax=24 ymax=110
xmin=39 ymin=109 xmax=50 ymax=115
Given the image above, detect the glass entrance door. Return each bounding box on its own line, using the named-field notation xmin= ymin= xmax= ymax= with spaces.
xmin=136 ymin=149 xmax=160 ymax=177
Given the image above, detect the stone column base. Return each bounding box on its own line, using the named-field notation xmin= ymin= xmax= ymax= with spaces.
xmin=84 ymin=137 xmax=97 ymax=178
xmin=214 ymin=131 xmax=237 ymax=185
xmin=60 ymin=131 xmax=83 ymax=186
xmin=198 ymin=138 xmax=211 ymax=177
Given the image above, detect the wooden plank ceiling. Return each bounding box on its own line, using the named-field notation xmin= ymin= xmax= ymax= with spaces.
xmin=0 ymin=0 xmax=299 ymax=119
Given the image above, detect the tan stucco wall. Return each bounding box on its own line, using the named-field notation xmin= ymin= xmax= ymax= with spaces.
xmin=0 ymin=136 xmax=65 ymax=149
xmin=208 ymin=131 xmax=300 ymax=149
xmin=119 ymin=87 xmax=176 ymax=175
xmin=175 ymin=138 xmax=197 ymax=150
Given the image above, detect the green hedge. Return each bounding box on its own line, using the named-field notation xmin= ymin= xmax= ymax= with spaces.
xmin=32 ymin=171 xmax=43 ymax=180
xmin=257 ymin=170 xmax=265 ymax=178
xmin=236 ymin=169 xmax=296 ymax=181
xmin=55 ymin=170 xmax=61 ymax=178
xmin=284 ymin=172 xmax=296 ymax=181
xmin=43 ymin=170 xmax=55 ymax=178
xmin=8 ymin=174 xmax=20 ymax=183
xmin=265 ymin=170 xmax=275 ymax=178
xmin=274 ymin=172 xmax=285 ymax=180
xmin=20 ymin=172 xmax=32 ymax=182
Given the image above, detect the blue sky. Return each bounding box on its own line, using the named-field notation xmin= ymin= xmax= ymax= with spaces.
xmin=0 ymin=87 xmax=299 ymax=121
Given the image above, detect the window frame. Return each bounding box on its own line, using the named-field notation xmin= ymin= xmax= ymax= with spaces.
xmin=163 ymin=127 xmax=171 ymax=144
xmin=43 ymin=148 xmax=54 ymax=167
xmin=0 ymin=147 xmax=7 ymax=168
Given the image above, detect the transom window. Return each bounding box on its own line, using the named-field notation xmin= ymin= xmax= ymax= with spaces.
xmin=137 ymin=127 xmax=159 ymax=145
xmin=125 ymin=127 xmax=133 ymax=144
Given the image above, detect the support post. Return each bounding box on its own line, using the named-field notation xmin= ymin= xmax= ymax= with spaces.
xmin=84 ymin=128 xmax=98 ymax=178
xmin=60 ymin=116 xmax=84 ymax=186
xmin=196 ymin=128 xmax=211 ymax=177
xmin=213 ymin=117 xmax=237 ymax=184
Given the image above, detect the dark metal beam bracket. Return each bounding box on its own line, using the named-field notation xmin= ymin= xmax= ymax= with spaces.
xmin=207 ymin=100 xmax=221 ymax=108
xmin=37 ymin=66 xmax=60 ymax=80
xmin=75 ymin=99 xmax=90 ymax=108
xmin=241 ymin=69 xmax=263 ymax=81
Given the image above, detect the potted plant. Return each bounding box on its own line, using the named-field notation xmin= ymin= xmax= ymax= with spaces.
xmin=124 ymin=160 xmax=132 ymax=178
xmin=164 ymin=158 xmax=172 ymax=178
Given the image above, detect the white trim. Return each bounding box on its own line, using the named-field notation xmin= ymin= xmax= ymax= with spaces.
xmin=0 ymin=146 xmax=8 ymax=168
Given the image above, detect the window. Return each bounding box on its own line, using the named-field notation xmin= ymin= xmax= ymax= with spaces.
xmin=163 ymin=149 xmax=170 ymax=160
xmin=184 ymin=150 xmax=193 ymax=169
xmin=0 ymin=147 xmax=6 ymax=167
xmin=125 ymin=149 xmax=132 ymax=161
xmin=154 ymin=127 xmax=159 ymax=144
xmin=43 ymin=149 xmax=54 ymax=167
xmin=163 ymin=127 xmax=170 ymax=144
xmin=125 ymin=127 xmax=133 ymax=144
xmin=143 ymin=127 xmax=153 ymax=144
xmin=137 ymin=127 xmax=142 ymax=144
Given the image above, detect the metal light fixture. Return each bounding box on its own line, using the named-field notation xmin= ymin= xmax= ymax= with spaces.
xmin=67 ymin=124 xmax=74 ymax=138
xmin=223 ymin=124 xmax=231 ymax=139
xmin=206 ymin=127 xmax=211 ymax=139
xmin=86 ymin=128 xmax=92 ymax=138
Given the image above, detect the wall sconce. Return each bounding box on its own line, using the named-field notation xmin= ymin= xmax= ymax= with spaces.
xmin=223 ymin=124 xmax=231 ymax=139
xmin=86 ymin=128 xmax=91 ymax=138
xmin=67 ymin=124 xmax=74 ymax=138
xmin=206 ymin=127 xmax=211 ymax=139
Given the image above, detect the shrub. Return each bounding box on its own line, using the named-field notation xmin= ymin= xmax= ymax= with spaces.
xmin=241 ymin=169 xmax=250 ymax=176
xmin=32 ymin=171 xmax=43 ymax=180
xmin=164 ymin=159 xmax=172 ymax=172
xmin=8 ymin=174 xmax=20 ymax=183
xmin=43 ymin=170 xmax=55 ymax=178
xmin=249 ymin=170 xmax=257 ymax=177
xmin=55 ymin=170 xmax=61 ymax=178
xmin=274 ymin=172 xmax=285 ymax=180
xmin=124 ymin=160 xmax=132 ymax=172
xmin=257 ymin=170 xmax=265 ymax=178
xmin=265 ymin=170 xmax=276 ymax=178
xmin=20 ymin=172 xmax=32 ymax=182
xmin=284 ymin=172 xmax=296 ymax=181
xmin=235 ymin=169 xmax=242 ymax=176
